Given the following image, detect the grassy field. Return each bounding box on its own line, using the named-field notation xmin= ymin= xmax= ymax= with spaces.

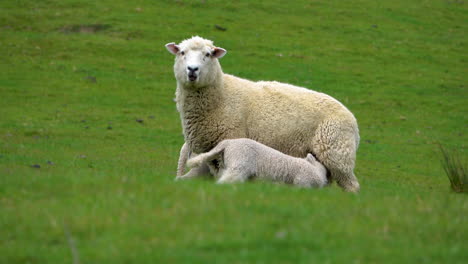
xmin=1 ymin=0 xmax=467 ymax=263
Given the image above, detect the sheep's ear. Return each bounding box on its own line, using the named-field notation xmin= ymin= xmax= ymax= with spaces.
xmin=165 ymin=42 xmax=180 ymax=55
xmin=212 ymin=47 xmax=227 ymax=58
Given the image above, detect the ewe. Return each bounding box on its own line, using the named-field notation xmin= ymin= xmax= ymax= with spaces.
xmin=166 ymin=36 xmax=360 ymax=192
xmin=186 ymin=138 xmax=328 ymax=188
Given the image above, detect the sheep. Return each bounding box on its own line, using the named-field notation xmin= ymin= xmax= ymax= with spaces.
xmin=186 ymin=138 xmax=328 ymax=188
xmin=166 ymin=36 xmax=360 ymax=192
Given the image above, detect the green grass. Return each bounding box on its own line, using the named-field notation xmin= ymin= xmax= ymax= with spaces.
xmin=1 ymin=0 xmax=467 ymax=263
xmin=440 ymin=145 xmax=467 ymax=193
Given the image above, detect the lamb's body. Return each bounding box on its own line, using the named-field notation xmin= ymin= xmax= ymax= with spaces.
xmin=166 ymin=36 xmax=360 ymax=192
xmin=187 ymin=138 xmax=327 ymax=187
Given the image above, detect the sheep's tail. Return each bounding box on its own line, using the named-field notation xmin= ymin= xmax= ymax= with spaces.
xmin=187 ymin=141 xmax=226 ymax=168
xmin=176 ymin=142 xmax=190 ymax=177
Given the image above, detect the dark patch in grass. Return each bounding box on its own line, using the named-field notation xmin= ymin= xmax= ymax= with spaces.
xmin=59 ymin=24 xmax=111 ymax=34
xmin=214 ymin=24 xmax=227 ymax=31
xmin=30 ymin=164 xmax=41 ymax=169
xmin=24 ymin=130 xmax=41 ymax=137
xmin=440 ymin=145 xmax=467 ymax=193
xmin=84 ymin=75 xmax=96 ymax=83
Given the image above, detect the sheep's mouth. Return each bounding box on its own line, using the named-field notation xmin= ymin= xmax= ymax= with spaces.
xmin=188 ymin=74 xmax=198 ymax=82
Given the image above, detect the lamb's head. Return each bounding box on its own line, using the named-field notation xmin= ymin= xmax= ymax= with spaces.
xmin=305 ymin=153 xmax=328 ymax=178
xmin=166 ymin=36 xmax=227 ymax=88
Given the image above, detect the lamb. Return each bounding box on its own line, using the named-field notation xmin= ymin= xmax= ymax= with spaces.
xmin=166 ymin=36 xmax=360 ymax=192
xmin=186 ymin=138 xmax=328 ymax=188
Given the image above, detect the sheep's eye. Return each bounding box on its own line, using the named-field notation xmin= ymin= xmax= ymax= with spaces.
xmin=180 ymin=51 xmax=185 ymax=56
xmin=205 ymin=52 xmax=211 ymax=57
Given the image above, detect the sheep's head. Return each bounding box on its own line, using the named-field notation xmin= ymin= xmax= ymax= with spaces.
xmin=166 ymin=36 xmax=226 ymax=88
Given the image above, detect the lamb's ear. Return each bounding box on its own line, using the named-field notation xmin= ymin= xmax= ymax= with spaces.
xmin=165 ymin=42 xmax=180 ymax=55
xmin=212 ymin=47 xmax=227 ymax=58
xmin=305 ymin=153 xmax=317 ymax=163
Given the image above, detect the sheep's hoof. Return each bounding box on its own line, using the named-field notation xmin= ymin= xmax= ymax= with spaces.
xmin=343 ymin=182 xmax=360 ymax=193
xmin=175 ymin=174 xmax=198 ymax=181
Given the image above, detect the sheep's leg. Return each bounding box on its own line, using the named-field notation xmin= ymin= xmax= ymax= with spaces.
xmin=216 ymin=168 xmax=248 ymax=184
xmin=332 ymin=167 xmax=359 ymax=192
xmin=176 ymin=142 xmax=190 ymax=177
xmin=313 ymin=121 xmax=360 ymax=192
xmin=316 ymin=147 xmax=359 ymax=192
xmin=324 ymin=154 xmax=359 ymax=192
xmin=176 ymin=143 xmax=213 ymax=181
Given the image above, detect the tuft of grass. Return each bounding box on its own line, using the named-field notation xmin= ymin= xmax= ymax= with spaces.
xmin=440 ymin=145 xmax=467 ymax=193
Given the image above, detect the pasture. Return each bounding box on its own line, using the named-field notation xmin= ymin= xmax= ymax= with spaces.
xmin=1 ymin=0 xmax=467 ymax=263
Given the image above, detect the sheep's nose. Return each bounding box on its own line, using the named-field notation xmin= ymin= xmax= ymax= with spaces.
xmin=187 ymin=66 xmax=199 ymax=72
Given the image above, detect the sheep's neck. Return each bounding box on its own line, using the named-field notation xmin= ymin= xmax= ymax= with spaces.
xmin=177 ymin=83 xmax=223 ymax=112
xmin=176 ymin=82 xmax=226 ymax=153
xmin=176 ymin=67 xmax=223 ymax=107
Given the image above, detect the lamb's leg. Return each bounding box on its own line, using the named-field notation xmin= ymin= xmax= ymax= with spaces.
xmin=216 ymin=168 xmax=249 ymax=184
xmin=313 ymin=121 xmax=360 ymax=192
xmin=177 ymin=141 xmax=227 ymax=181
xmin=175 ymin=162 xmax=210 ymax=180
xmin=176 ymin=146 xmax=210 ymax=181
